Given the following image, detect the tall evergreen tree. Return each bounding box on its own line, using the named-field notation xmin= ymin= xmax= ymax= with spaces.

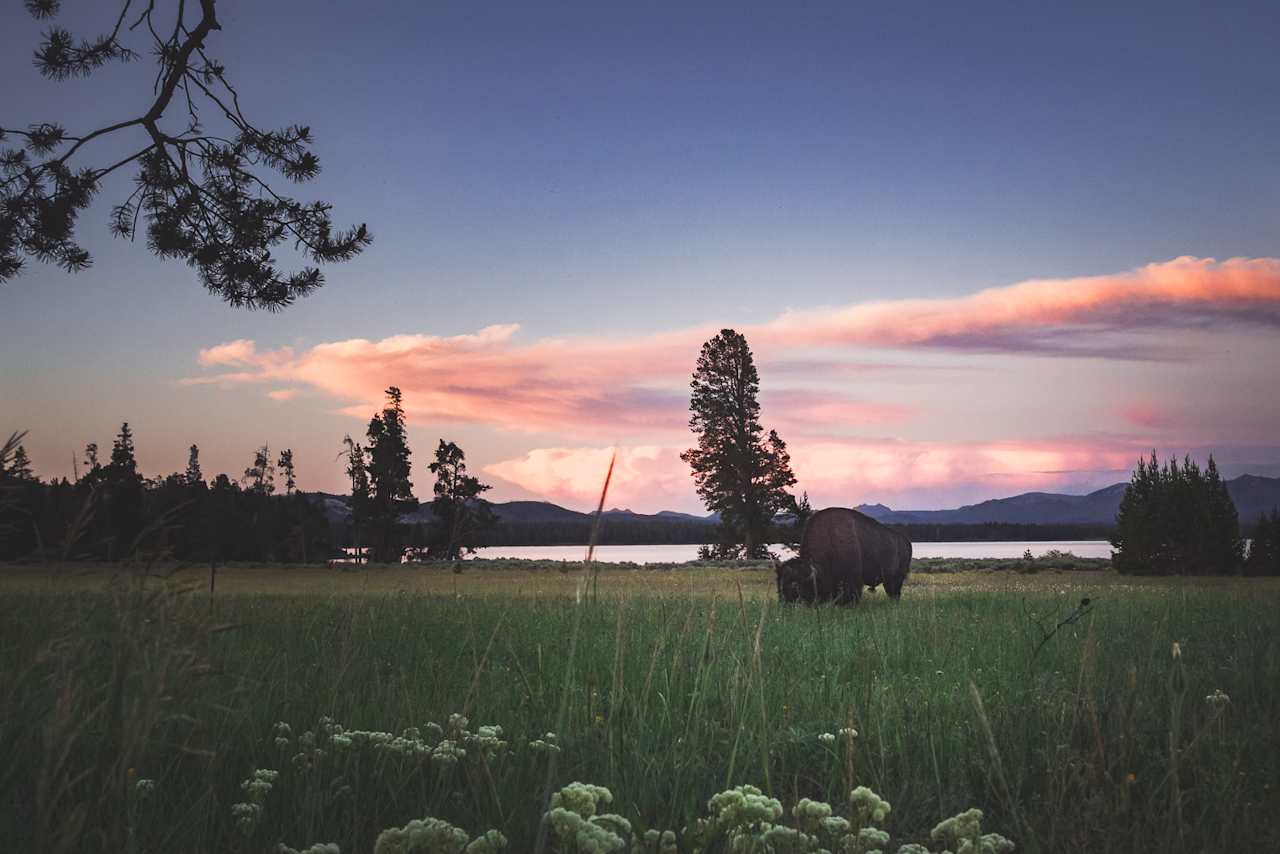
xmin=242 ymin=445 xmax=275 ymax=495
xmin=277 ymin=449 xmax=297 ymax=496
xmin=104 ymin=422 xmax=144 ymax=557
xmin=428 ymin=440 xmax=496 ymax=560
xmin=110 ymin=423 xmax=138 ymax=477
xmin=185 ymin=444 xmax=204 ymax=486
xmin=9 ymin=446 xmax=35 ymax=481
xmin=681 ymin=329 xmax=797 ymax=558
xmin=83 ymin=442 xmax=100 ymax=474
xmin=364 ymin=387 xmax=416 ymax=562
xmin=342 ymin=435 xmax=370 ymax=563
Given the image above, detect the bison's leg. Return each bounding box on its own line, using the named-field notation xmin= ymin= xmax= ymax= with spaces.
xmin=835 ymin=566 xmax=862 ymax=606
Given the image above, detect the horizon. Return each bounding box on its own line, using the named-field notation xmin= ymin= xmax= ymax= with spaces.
xmin=5 ymin=1 xmax=1280 ymax=513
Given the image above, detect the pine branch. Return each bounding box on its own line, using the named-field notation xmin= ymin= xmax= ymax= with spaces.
xmin=1 ymin=0 xmax=371 ymax=308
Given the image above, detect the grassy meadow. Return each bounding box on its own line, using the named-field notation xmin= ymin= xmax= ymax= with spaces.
xmin=2 ymin=559 xmax=1278 ymax=853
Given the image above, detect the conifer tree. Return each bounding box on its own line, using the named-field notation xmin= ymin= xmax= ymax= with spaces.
xmin=104 ymin=422 xmax=144 ymax=557
xmin=428 ymin=440 xmax=495 ymax=560
xmin=110 ymin=423 xmax=138 ymax=477
xmin=364 ymin=387 xmax=416 ymax=562
xmin=1 ymin=0 xmax=371 ymax=307
xmin=681 ymin=329 xmax=796 ymax=558
xmin=9 ymin=446 xmax=35 ymax=481
xmin=242 ymin=445 xmax=274 ymax=495
xmin=83 ymin=442 xmax=99 ymax=473
xmin=277 ymin=448 xmax=296 ymax=495
xmin=185 ymin=444 xmax=204 ymax=486
xmin=342 ymin=435 xmax=370 ymax=563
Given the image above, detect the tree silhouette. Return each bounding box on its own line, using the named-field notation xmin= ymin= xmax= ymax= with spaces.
xmin=681 ymin=329 xmax=796 ymax=558
xmin=184 ymin=443 xmax=203 ymax=486
xmin=364 ymin=387 xmax=416 ymax=561
xmin=277 ymin=448 xmax=296 ymax=495
xmin=342 ymin=434 xmax=369 ymax=563
xmin=242 ymin=444 xmax=274 ymax=495
xmin=1 ymin=0 xmax=371 ymax=309
xmin=428 ymin=439 xmax=495 ymax=560
xmin=8 ymin=445 xmax=35 ymax=481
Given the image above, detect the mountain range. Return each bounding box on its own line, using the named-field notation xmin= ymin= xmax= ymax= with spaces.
xmin=855 ymin=474 xmax=1280 ymax=526
xmin=309 ymin=474 xmax=1280 ymax=531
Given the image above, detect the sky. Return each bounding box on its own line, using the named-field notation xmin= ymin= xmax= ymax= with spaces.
xmin=3 ymin=0 xmax=1280 ymax=513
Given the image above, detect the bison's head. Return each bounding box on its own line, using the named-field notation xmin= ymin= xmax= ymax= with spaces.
xmin=774 ymin=557 xmax=815 ymax=603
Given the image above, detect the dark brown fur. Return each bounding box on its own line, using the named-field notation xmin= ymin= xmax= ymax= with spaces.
xmin=775 ymin=507 xmax=912 ymax=604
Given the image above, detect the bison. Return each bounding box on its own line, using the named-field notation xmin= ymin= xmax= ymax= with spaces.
xmin=775 ymin=507 xmax=912 ymax=604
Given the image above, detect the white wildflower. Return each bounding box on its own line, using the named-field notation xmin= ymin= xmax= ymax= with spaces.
xmin=1205 ymin=688 xmax=1230 ymax=709
xmin=956 ymin=833 xmax=1016 ymax=854
xmin=793 ymin=798 xmax=833 ymax=833
xmin=822 ymin=816 xmax=852 ymax=836
xmin=134 ymin=778 xmax=156 ymax=797
xmin=931 ymin=808 xmax=984 ymax=849
xmin=551 ymin=782 xmax=614 ymax=818
xmin=850 ymin=786 xmax=892 ymax=826
xmin=818 ymin=732 xmax=838 ymax=747
xmin=431 ymin=739 xmax=466 ymax=767
xmin=278 ymin=844 xmax=341 ymax=854
xmin=842 ymin=826 xmax=890 ymax=853
xmin=373 ymin=816 xmax=470 ymax=854
xmin=464 ymin=830 xmax=508 ymax=853
xmin=633 ymin=829 xmax=677 ymax=854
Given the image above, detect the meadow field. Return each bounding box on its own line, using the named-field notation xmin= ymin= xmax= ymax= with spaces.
xmin=2 ymin=560 xmax=1278 ymax=853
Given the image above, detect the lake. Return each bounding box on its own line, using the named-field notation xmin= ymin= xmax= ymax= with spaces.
xmin=470 ymin=540 xmax=1114 ymax=563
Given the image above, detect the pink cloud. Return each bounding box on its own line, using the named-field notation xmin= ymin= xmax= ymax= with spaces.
xmin=198 ymin=339 xmax=258 ymax=367
xmin=184 ymin=256 xmax=1280 ymax=440
xmin=268 ymin=388 xmax=302 ymax=401
xmin=484 ymin=438 xmax=1147 ymax=513
xmin=763 ymin=255 xmax=1280 ymax=356
xmin=1119 ymin=401 xmax=1176 ymax=430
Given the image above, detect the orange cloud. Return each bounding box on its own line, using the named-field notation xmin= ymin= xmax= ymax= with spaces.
xmin=185 ymin=256 xmax=1280 ymax=439
xmin=764 ymin=255 xmax=1280 ymax=355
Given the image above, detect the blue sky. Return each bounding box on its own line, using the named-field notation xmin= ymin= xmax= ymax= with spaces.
xmin=3 ymin=1 xmax=1279 ymax=510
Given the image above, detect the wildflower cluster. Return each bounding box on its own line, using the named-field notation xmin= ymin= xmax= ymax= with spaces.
xmin=315 ymin=714 xmax=509 ymax=768
xmin=278 ymin=844 xmax=341 ymax=854
xmin=530 ymin=732 xmax=562 ymax=754
xmin=1205 ymin=689 xmax=1230 ymax=710
xmin=545 ymin=782 xmax=632 ymax=853
xmin=231 ymin=768 xmax=279 ymax=834
xmin=373 ymin=816 xmax=507 ymax=854
xmin=634 ymin=829 xmax=678 ymax=853
xmin=849 ymin=787 xmax=892 ymax=827
xmin=930 ymin=809 xmax=1014 ymax=854
xmin=675 ymin=783 xmax=907 ymax=853
xmin=818 ymin=728 xmax=858 ymax=749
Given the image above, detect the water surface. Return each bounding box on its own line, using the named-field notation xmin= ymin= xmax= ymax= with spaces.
xmin=470 ymin=540 xmax=1114 ymax=563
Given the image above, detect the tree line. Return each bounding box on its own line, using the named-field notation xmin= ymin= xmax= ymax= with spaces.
xmin=1112 ymin=451 xmax=1278 ymax=575
xmin=0 ymin=387 xmax=498 ymax=564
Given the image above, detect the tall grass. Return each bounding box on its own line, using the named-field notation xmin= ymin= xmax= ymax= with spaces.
xmin=1 ymin=578 xmax=1277 ymax=852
